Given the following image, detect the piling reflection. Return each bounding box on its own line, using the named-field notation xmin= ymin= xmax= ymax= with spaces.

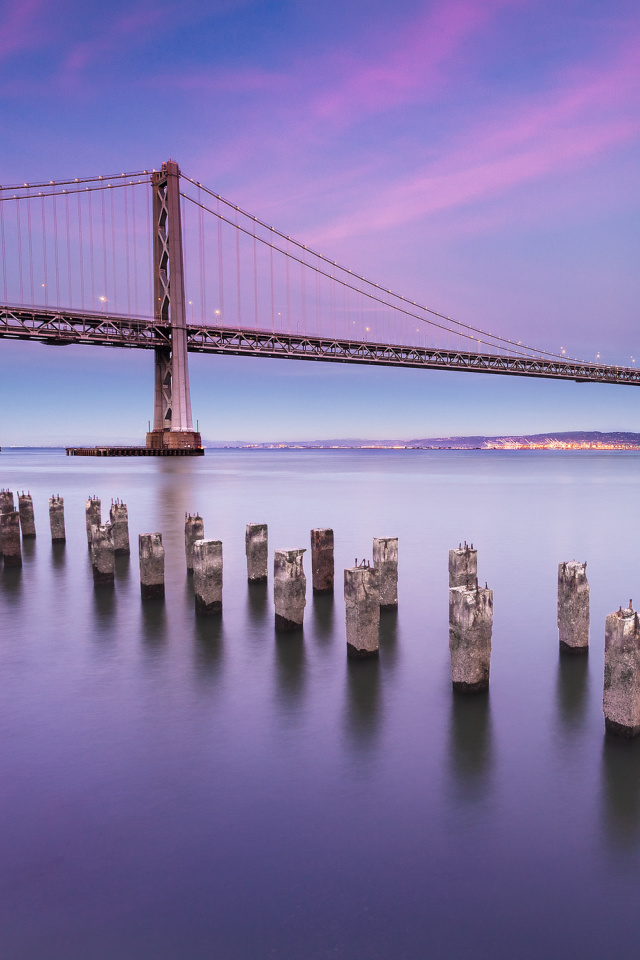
xmin=274 ymin=635 xmax=306 ymax=710
xmin=312 ymin=592 xmax=334 ymax=644
xmin=193 ymin=616 xmax=224 ymax=682
xmin=247 ymin=580 xmax=268 ymax=624
xmin=556 ymin=651 xmax=590 ymax=732
xmin=140 ymin=598 xmax=168 ymax=653
xmin=447 ymin=691 xmax=493 ymax=801
xmin=21 ymin=539 xmax=36 ymax=564
xmin=51 ymin=541 xmax=66 ymax=570
xmin=344 ymin=656 xmax=383 ymax=752
xmin=114 ymin=554 xmax=130 ymax=583
xmin=601 ymin=735 xmax=640 ymax=849
xmin=379 ymin=608 xmax=399 ymax=670
xmin=0 ymin=565 xmax=22 ymax=603
xmin=92 ymin=582 xmax=116 ymax=628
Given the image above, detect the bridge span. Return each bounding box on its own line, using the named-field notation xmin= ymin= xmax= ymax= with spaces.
xmin=0 ymin=159 xmax=636 ymax=452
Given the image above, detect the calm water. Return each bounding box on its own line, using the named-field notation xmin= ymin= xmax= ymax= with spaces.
xmin=2 ymin=448 xmax=640 ymax=959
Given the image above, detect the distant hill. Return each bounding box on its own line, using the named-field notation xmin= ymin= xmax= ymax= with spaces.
xmin=203 ymin=431 xmax=640 ymax=450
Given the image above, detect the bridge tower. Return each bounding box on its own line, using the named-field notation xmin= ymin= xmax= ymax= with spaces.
xmin=146 ymin=160 xmax=202 ymax=452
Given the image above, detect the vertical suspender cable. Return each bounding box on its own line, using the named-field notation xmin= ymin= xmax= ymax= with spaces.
xmin=124 ymin=184 xmax=131 ymax=315
xmin=27 ymin=187 xmax=34 ymax=304
xmin=285 ymin=239 xmax=290 ymax=334
xmin=110 ymin=186 xmax=117 ymax=312
xmin=41 ymin=194 xmax=48 ymax=306
xmin=131 ymin=184 xmax=139 ymax=316
xmin=146 ymin=179 xmax=152 ymax=316
xmin=88 ymin=189 xmax=95 ymax=308
xmin=253 ymin=226 xmax=258 ymax=330
xmin=216 ymin=197 xmax=223 ymax=322
xmin=235 ymin=207 xmax=241 ymax=327
xmin=77 ymin=192 xmax=85 ymax=309
xmin=101 ymin=188 xmax=108 ymax=306
xmin=16 ymin=199 xmax=23 ymax=304
xmin=65 ymin=193 xmax=72 ymax=309
xmin=52 ymin=190 xmax=60 ymax=307
xmin=0 ymin=198 xmax=6 ymax=303
xmin=269 ymin=228 xmax=274 ymax=333
xmin=198 ymin=186 xmax=205 ymax=322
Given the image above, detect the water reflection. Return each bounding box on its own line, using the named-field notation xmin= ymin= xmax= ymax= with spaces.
xmin=274 ymin=635 xmax=306 ymax=710
xmin=92 ymin=582 xmax=116 ymax=629
xmin=247 ymin=580 xmax=268 ymax=624
xmin=51 ymin=541 xmax=66 ymax=570
xmin=601 ymin=735 xmax=640 ymax=849
xmin=0 ymin=565 xmax=22 ymax=603
xmin=312 ymin=592 xmax=334 ymax=645
xmin=114 ymin=554 xmax=130 ymax=583
xmin=379 ymin=608 xmax=399 ymax=670
xmin=556 ymin=651 xmax=589 ymax=732
xmin=22 ymin=539 xmax=36 ymax=564
xmin=140 ymin=598 xmax=168 ymax=653
xmin=447 ymin=691 xmax=493 ymax=801
xmin=193 ymin=616 xmax=224 ymax=682
xmin=344 ymin=657 xmax=383 ymax=751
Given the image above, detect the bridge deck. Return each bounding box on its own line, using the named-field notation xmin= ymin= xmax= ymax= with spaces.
xmin=1 ymin=304 xmax=637 ymax=386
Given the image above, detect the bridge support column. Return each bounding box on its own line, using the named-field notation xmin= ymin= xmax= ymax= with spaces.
xmin=147 ymin=160 xmax=202 ymax=453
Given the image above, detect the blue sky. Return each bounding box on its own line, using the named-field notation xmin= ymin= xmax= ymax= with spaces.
xmin=1 ymin=0 xmax=640 ymax=443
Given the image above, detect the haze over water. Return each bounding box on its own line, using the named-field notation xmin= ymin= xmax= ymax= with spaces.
xmin=2 ymin=448 xmax=640 ymax=959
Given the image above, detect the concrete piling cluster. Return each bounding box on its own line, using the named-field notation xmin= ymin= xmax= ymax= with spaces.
xmin=18 ymin=493 xmax=36 ymax=538
xmin=345 ymin=561 xmax=380 ymax=658
xmin=90 ymin=523 xmax=115 ymax=585
xmin=603 ymin=603 xmax=640 ymax=738
xmin=311 ymin=528 xmax=334 ymax=593
xmin=373 ymin=537 xmax=398 ymax=610
xmin=193 ymin=539 xmax=223 ymax=614
xmin=246 ymin=523 xmax=268 ymax=582
xmin=274 ymin=549 xmax=307 ymax=632
xmin=448 ymin=544 xmax=492 ymax=693
xmin=13 ymin=486 xmax=640 ymax=749
xmin=109 ymin=500 xmax=130 ymax=556
xmin=139 ymin=533 xmax=165 ymax=600
xmin=85 ymin=498 xmax=101 ymax=545
xmin=185 ymin=514 xmax=204 ymax=572
xmin=558 ymin=561 xmax=589 ymax=653
xmin=49 ymin=496 xmax=66 ymax=542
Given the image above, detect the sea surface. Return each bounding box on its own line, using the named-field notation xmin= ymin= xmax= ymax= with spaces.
xmin=1 ymin=448 xmax=640 ymax=959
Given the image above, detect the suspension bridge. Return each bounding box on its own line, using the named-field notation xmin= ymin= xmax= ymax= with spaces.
xmin=0 ymin=160 xmax=636 ymax=454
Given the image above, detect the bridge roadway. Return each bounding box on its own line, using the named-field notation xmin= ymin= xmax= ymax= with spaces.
xmin=1 ymin=303 xmax=637 ymax=386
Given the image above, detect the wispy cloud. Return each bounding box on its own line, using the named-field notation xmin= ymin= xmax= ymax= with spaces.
xmin=310 ymin=35 xmax=640 ymax=243
xmin=0 ymin=0 xmax=50 ymax=59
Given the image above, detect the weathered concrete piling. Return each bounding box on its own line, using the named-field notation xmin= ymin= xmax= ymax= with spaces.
xmin=449 ymin=542 xmax=477 ymax=588
xmin=274 ymin=549 xmax=306 ymax=632
xmin=373 ymin=537 xmax=398 ymax=610
xmin=558 ymin=561 xmax=590 ymax=653
xmin=139 ymin=533 xmax=165 ymax=600
xmin=246 ymin=523 xmax=268 ymax=582
xmin=193 ymin=539 xmax=223 ymax=614
xmin=185 ymin=514 xmax=204 ymax=572
xmin=49 ymin=496 xmax=66 ymax=542
xmin=85 ymin=498 xmax=101 ymax=545
xmin=1 ymin=511 xmax=22 ymax=567
xmin=603 ymin=602 xmax=640 ymax=737
xmin=0 ymin=489 xmax=15 ymax=514
xmin=449 ymin=581 xmax=493 ymax=692
xmin=311 ymin=528 xmax=334 ymax=593
xmin=109 ymin=500 xmax=130 ymax=556
xmin=18 ymin=493 xmax=36 ymax=538
xmin=90 ymin=523 xmax=115 ymax=585
xmin=344 ymin=562 xmax=380 ymax=658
